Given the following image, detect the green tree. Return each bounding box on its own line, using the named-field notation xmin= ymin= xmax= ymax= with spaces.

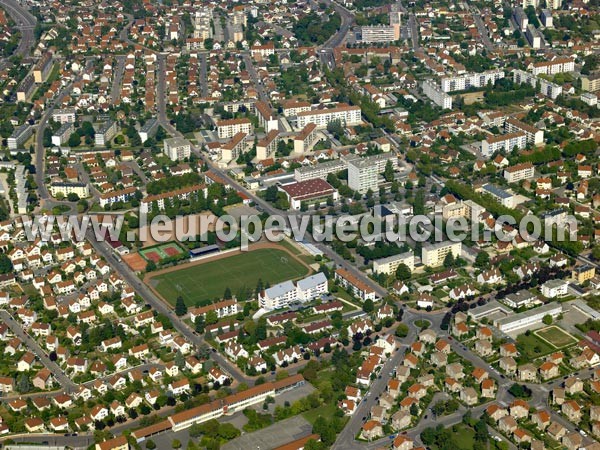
xmin=68 ymin=133 xmax=81 ymax=147
xmin=0 ymin=254 xmax=13 ymax=274
xmin=362 ymin=298 xmax=374 ymax=313
xmin=542 ymin=314 xmax=553 ymax=325
xmin=383 ymin=160 xmax=394 ymax=182
xmin=395 ymin=263 xmax=411 ymax=281
xmin=475 ymin=251 xmax=490 ymax=268
xmin=443 ymin=252 xmax=455 ymax=268
xmin=395 ymin=323 xmax=409 ymax=338
xmin=175 ymin=296 xmax=188 ymax=316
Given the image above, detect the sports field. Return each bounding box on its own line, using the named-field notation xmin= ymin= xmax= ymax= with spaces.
xmin=534 ymin=326 xmax=577 ymax=348
xmin=139 ymin=242 xmax=185 ymax=263
xmin=149 ymin=247 xmax=310 ymax=306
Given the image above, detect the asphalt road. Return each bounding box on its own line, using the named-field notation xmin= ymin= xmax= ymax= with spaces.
xmin=0 ymin=0 xmax=36 ymax=68
xmin=0 ymin=309 xmax=77 ymax=393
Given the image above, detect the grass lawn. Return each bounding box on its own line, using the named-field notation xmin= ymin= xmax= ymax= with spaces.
xmin=535 ymin=326 xmax=577 ymax=348
xmin=303 ymin=402 xmax=338 ymax=425
xmin=516 ymin=332 xmax=555 ymax=359
xmin=150 ymin=248 xmax=310 ymax=306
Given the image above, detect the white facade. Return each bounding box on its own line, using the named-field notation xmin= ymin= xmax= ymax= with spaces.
xmin=421 ymin=241 xmax=461 ymax=267
xmin=441 ymin=70 xmax=505 ymax=93
xmin=494 ymin=303 xmax=562 ymax=332
xmin=541 ymin=280 xmax=568 ymax=298
xmin=481 ymin=132 xmax=527 ymax=158
xmin=422 ymin=80 xmax=452 ymax=109
xmin=373 ymin=252 xmax=415 ymax=275
xmin=163 ymin=138 xmax=191 ymax=161
xmin=295 ymin=105 xmax=361 ymax=130
xmin=259 ymin=272 xmax=328 ymax=310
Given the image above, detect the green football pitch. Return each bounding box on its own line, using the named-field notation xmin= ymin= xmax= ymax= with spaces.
xmin=150 ymin=247 xmax=311 ymax=306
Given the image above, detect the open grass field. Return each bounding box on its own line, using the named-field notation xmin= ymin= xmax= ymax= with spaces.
xmin=149 ymin=247 xmax=310 ymax=306
xmin=516 ymin=332 xmax=555 ymax=359
xmin=535 ymin=326 xmax=578 ymax=348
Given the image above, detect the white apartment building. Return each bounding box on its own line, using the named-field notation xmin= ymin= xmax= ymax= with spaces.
xmin=220 ymin=132 xmax=247 ymax=163
xmin=421 ymin=241 xmax=462 ymax=267
xmin=295 ymin=105 xmax=361 ymax=130
xmin=8 ymin=124 xmax=32 ymax=150
xmin=52 ymin=122 xmax=74 ymax=146
xmin=530 ymin=57 xmax=574 ymax=76
xmin=513 ymin=69 xmax=562 ymax=99
xmin=50 ymin=182 xmax=90 ymax=199
xmin=334 ymin=268 xmax=376 ymax=302
xmin=189 ymin=299 xmax=238 ymax=323
xmin=163 ymin=137 xmax=192 ymax=161
xmin=422 ymin=80 xmax=452 ymax=109
xmin=541 ymin=279 xmax=568 ymax=298
xmin=348 ymin=158 xmax=378 ymax=194
xmin=293 ymin=123 xmax=318 ymax=154
xmin=505 ymin=118 xmax=544 ymax=146
xmin=216 ymin=118 xmax=253 ymax=139
xmin=525 ymin=24 xmax=542 ymax=49
xmin=52 ymin=108 xmax=76 ymax=124
xmin=481 ymin=184 xmax=515 ymax=208
xmin=255 ymin=101 xmax=279 ymax=133
xmin=294 ymin=159 xmax=346 ymax=182
xmin=94 ymin=120 xmax=118 ymax=146
xmin=256 ymin=130 xmax=279 ymax=161
xmin=481 ymin=131 xmax=527 ymax=157
xmin=348 ymin=153 xmax=398 ymax=194
xmin=440 ymin=70 xmax=505 ymax=93
xmin=259 ymin=272 xmax=327 ymax=310
xmin=504 ymin=162 xmax=535 ymax=183
xmin=373 ymin=252 xmax=415 ymax=275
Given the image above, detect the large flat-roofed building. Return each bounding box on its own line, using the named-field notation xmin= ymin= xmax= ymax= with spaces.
xmin=166 ymin=375 xmax=305 ymax=432
xmin=501 ymin=289 xmax=537 ymax=309
xmin=582 ymin=73 xmax=600 ymax=92
xmin=282 ymin=100 xmax=311 ymax=117
xmin=494 ymin=302 xmax=562 ymax=332
xmin=348 ymin=158 xmax=378 ymax=194
xmin=373 ymin=252 xmax=415 ymax=275
xmin=94 ymin=120 xmax=118 ymax=146
xmin=17 ymin=74 xmax=35 ymax=102
xmin=513 ymin=7 xmax=528 ymax=31
xmin=33 ymin=52 xmax=54 ymax=83
xmin=295 ymin=104 xmax=361 ymax=129
xmin=279 ymin=179 xmax=339 ymax=210
xmin=505 ymin=118 xmax=544 ymax=146
xmin=52 ymin=122 xmax=74 ymax=146
xmin=49 ymin=182 xmax=90 ymax=199
xmin=334 ymin=268 xmax=376 ymax=302
xmin=481 ymin=131 xmax=527 ymax=157
xmin=504 ymin=162 xmax=535 ymax=183
xmin=163 ymin=137 xmax=191 ymax=161
xmin=8 ymin=124 xmax=32 ymax=150
xmin=421 ymin=241 xmax=461 ymax=267
xmin=256 ymin=130 xmax=279 ymax=161
xmin=572 ymin=264 xmax=595 ymax=284
xmin=360 ymin=25 xmax=397 ymax=43
xmin=530 ymin=57 xmax=574 ymax=76
xmin=422 ymin=80 xmax=452 ymax=109
xmin=441 ymin=70 xmax=504 ymax=93
xmin=138 ymin=117 xmax=158 ymax=143
xmin=481 ymin=184 xmax=515 ymax=208
xmin=294 ymin=123 xmax=318 ymax=154
xmin=259 ymin=272 xmax=328 ymax=310
xmin=216 ymin=118 xmax=253 ymax=139
xmin=52 ymin=108 xmax=76 ymax=124
xmin=220 ymin=132 xmax=247 ymax=163
xmin=255 ymin=101 xmax=278 ymax=132
xmin=525 ymin=24 xmax=542 ymax=49
xmin=294 ymin=159 xmax=346 ymax=182
xmin=513 ymin=69 xmax=562 ymax=99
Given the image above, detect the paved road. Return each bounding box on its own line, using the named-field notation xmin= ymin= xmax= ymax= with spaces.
xmin=318 ymin=0 xmax=355 ymax=68
xmin=242 ymin=52 xmax=270 ymax=105
xmin=110 ymin=55 xmax=126 ymax=105
xmin=408 ymin=14 xmax=420 ymax=51
xmin=0 ymin=0 xmax=36 ymax=69
xmin=471 ymin=6 xmax=495 ymax=52
xmin=156 ymin=53 xmax=182 ymax=138
xmin=199 ymin=53 xmax=208 ymax=98
xmin=0 ymin=309 xmax=77 ymax=393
